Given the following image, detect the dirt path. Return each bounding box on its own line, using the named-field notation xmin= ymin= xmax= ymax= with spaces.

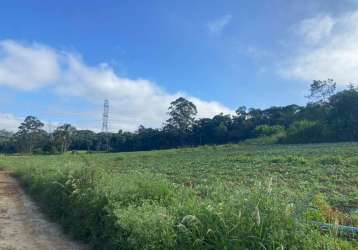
xmin=0 ymin=171 xmax=88 ymax=250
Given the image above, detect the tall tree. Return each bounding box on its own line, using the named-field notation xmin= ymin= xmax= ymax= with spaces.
xmin=328 ymin=87 xmax=358 ymax=140
xmin=53 ymin=124 xmax=76 ymax=153
xmin=15 ymin=116 xmax=45 ymax=153
xmin=307 ymin=79 xmax=336 ymax=103
xmin=235 ymin=106 xmax=247 ymax=120
xmin=165 ymin=97 xmax=197 ymax=132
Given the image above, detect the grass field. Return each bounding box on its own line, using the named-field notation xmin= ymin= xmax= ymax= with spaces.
xmin=0 ymin=143 xmax=357 ymax=249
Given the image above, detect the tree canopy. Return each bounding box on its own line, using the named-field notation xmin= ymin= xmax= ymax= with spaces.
xmin=165 ymin=97 xmax=197 ymax=132
xmin=1 ymin=81 xmax=358 ymax=154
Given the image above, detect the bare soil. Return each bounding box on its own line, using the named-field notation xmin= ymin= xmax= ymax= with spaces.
xmin=0 ymin=171 xmax=88 ymax=250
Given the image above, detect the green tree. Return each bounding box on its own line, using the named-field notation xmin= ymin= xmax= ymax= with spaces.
xmin=53 ymin=124 xmax=76 ymax=153
xmin=255 ymin=125 xmax=284 ymax=137
xmin=0 ymin=130 xmax=14 ymax=154
xmin=328 ymin=87 xmax=358 ymax=140
xmin=14 ymin=116 xmax=45 ymax=153
xmin=235 ymin=106 xmax=247 ymax=119
xmin=165 ymin=97 xmax=197 ymax=132
xmin=284 ymin=120 xmax=326 ymax=143
xmin=71 ymin=130 xmax=96 ymax=151
xmin=307 ymin=79 xmax=336 ymax=103
xmin=0 ymin=130 xmax=12 ymax=142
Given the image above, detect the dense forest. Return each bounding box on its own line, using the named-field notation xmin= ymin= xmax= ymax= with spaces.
xmin=1 ymin=79 xmax=358 ymax=154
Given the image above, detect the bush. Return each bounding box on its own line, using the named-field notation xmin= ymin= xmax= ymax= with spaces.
xmin=255 ymin=125 xmax=285 ymax=137
xmin=282 ymin=120 xmax=332 ymax=143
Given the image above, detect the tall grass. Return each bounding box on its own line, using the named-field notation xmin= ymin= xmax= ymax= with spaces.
xmin=0 ymin=144 xmax=358 ymax=249
xmin=1 ymin=160 xmax=354 ymax=249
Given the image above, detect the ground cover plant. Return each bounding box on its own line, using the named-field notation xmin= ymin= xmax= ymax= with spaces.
xmin=0 ymin=142 xmax=357 ymax=249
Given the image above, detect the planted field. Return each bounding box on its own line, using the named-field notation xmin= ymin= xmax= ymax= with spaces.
xmin=0 ymin=143 xmax=357 ymax=249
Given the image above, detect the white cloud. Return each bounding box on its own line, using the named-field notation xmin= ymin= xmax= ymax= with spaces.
xmin=295 ymin=15 xmax=335 ymax=45
xmin=0 ymin=40 xmax=233 ymax=132
xmin=187 ymin=97 xmax=232 ymax=118
xmin=207 ymin=14 xmax=232 ymax=34
xmin=0 ymin=40 xmax=60 ymax=90
xmin=0 ymin=113 xmax=22 ymax=131
xmin=279 ymin=11 xmax=358 ymax=85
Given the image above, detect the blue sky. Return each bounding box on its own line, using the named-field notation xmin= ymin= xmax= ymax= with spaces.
xmin=1 ymin=0 xmax=358 ymax=131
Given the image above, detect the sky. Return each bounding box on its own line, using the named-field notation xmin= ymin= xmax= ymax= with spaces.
xmin=1 ymin=0 xmax=358 ymax=132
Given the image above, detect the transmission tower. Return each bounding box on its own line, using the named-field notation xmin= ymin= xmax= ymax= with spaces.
xmin=101 ymin=99 xmax=109 ymax=132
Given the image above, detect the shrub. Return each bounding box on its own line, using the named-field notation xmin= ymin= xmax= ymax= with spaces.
xmin=255 ymin=125 xmax=285 ymax=137
xmin=283 ymin=120 xmax=327 ymax=143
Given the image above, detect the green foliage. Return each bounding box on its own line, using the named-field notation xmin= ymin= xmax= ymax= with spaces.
xmin=255 ymin=125 xmax=285 ymax=137
xmin=165 ymin=97 xmax=197 ymax=132
xmin=14 ymin=115 xmax=47 ymax=153
xmin=0 ymin=143 xmax=357 ymax=249
xmin=283 ymin=120 xmax=325 ymax=143
xmin=307 ymin=79 xmax=336 ymax=103
xmin=2 ymin=85 xmax=358 ymax=154
xmin=0 ymin=129 xmax=12 ymax=141
xmin=53 ymin=124 xmax=76 ymax=153
xmin=328 ymin=88 xmax=358 ymax=141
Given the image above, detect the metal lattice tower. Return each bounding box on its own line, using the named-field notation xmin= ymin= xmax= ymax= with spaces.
xmin=101 ymin=99 xmax=109 ymax=132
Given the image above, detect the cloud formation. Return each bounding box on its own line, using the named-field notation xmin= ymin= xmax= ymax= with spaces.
xmin=0 ymin=40 xmax=60 ymax=90
xmin=279 ymin=11 xmax=358 ymax=85
xmin=207 ymin=14 xmax=232 ymax=34
xmin=0 ymin=113 xmax=22 ymax=131
xmin=295 ymin=15 xmax=335 ymax=45
xmin=0 ymin=40 xmax=233 ymax=131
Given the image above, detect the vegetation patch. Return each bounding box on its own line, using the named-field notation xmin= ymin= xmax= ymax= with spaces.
xmin=0 ymin=143 xmax=357 ymax=249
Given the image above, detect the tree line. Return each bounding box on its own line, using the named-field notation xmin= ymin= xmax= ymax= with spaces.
xmin=1 ymin=79 xmax=358 ymax=154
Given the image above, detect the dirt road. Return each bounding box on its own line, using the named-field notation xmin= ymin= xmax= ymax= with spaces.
xmin=0 ymin=171 xmax=88 ymax=250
